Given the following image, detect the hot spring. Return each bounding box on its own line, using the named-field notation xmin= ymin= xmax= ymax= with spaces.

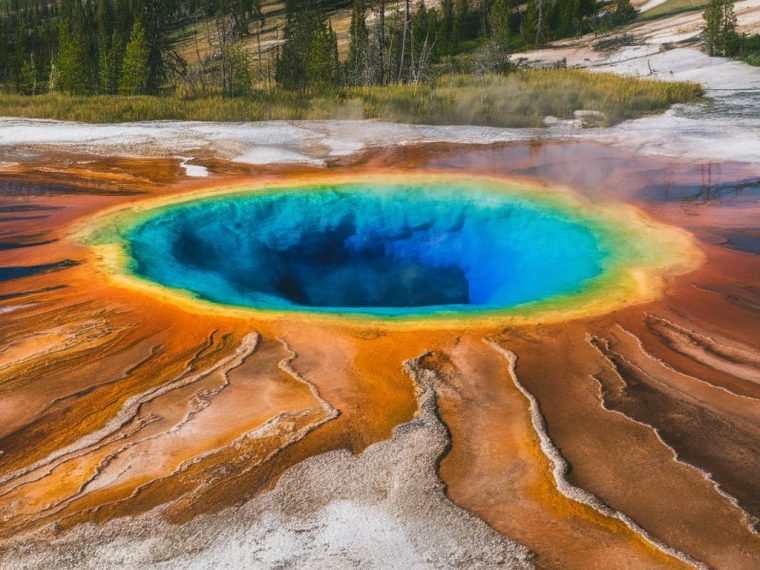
xmin=123 ymin=182 xmax=616 ymax=317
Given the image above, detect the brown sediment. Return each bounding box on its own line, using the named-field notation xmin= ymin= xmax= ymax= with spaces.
xmin=489 ymin=331 xmax=751 ymax=567
xmin=427 ymin=336 xmax=693 ymax=569
xmin=1 ymin=140 xmax=759 ymax=567
xmin=0 ymin=347 xmax=535 ymax=569
xmin=488 ymin=339 xmax=706 ymax=568
xmin=643 ymin=314 xmax=760 ymax=387
xmin=587 ymin=329 xmax=760 ymax=532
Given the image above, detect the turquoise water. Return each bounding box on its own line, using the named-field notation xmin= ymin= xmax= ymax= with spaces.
xmin=126 ymin=183 xmax=609 ymax=316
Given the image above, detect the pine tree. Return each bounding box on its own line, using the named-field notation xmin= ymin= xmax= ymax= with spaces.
xmin=571 ymin=0 xmax=584 ymax=36
xmin=0 ymin=17 xmax=7 ymax=88
xmin=720 ymin=0 xmax=737 ymax=54
xmin=616 ymin=0 xmax=636 ymax=20
xmin=276 ymin=0 xmax=321 ymax=89
xmin=703 ymin=0 xmax=721 ymax=55
xmin=229 ymin=0 xmax=256 ymax=36
xmin=97 ymin=0 xmax=120 ymax=94
xmin=221 ymin=44 xmax=252 ymax=97
xmin=522 ymin=0 xmax=546 ymax=46
xmin=453 ymin=0 xmax=468 ymax=48
xmin=19 ymin=56 xmax=36 ymax=95
xmin=119 ymin=19 xmax=150 ymax=95
xmin=347 ymin=0 xmax=369 ymax=85
xmin=410 ymin=1 xmax=439 ymax=82
xmin=489 ymin=0 xmax=511 ymax=47
xmin=56 ymin=14 xmax=95 ymax=95
xmin=306 ymin=20 xmax=339 ymax=89
xmin=441 ymin=0 xmax=455 ymax=54
xmin=376 ymin=0 xmax=386 ymax=84
xmin=135 ymin=0 xmax=169 ymax=94
xmin=703 ymin=0 xmax=736 ymax=56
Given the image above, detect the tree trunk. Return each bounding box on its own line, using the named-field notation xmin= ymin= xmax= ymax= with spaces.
xmin=377 ymin=0 xmax=385 ymax=84
xmin=398 ymin=0 xmax=409 ymax=83
xmin=256 ymin=20 xmax=263 ymax=81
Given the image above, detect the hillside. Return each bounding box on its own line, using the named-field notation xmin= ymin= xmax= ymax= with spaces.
xmin=3 ymin=0 xmax=758 ymax=130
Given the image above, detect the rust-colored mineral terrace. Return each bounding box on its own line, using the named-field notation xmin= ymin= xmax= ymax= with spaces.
xmin=0 ymin=141 xmax=758 ymax=568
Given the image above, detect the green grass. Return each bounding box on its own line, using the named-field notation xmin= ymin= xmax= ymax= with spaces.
xmin=0 ymin=70 xmax=703 ymax=128
xmin=637 ymin=0 xmax=707 ymax=21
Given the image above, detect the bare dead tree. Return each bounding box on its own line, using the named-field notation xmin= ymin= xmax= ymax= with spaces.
xmin=376 ymin=0 xmax=386 ymax=84
xmin=398 ymin=0 xmax=409 ymax=82
xmin=255 ymin=3 xmax=265 ymax=81
xmin=409 ymin=25 xmax=437 ymax=85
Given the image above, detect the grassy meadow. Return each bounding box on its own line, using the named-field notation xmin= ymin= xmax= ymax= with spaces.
xmin=0 ymin=69 xmax=703 ymax=128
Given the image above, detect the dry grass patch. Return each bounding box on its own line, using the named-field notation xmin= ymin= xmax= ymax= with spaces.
xmin=0 ymin=69 xmax=703 ymax=127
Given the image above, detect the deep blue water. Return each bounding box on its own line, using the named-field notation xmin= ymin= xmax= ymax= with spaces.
xmin=126 ymin=183 xmax=608 ymax=316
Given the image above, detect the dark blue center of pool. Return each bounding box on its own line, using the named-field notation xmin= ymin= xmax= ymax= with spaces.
xmin=127 ymin=184 xmax=607 ymax=316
